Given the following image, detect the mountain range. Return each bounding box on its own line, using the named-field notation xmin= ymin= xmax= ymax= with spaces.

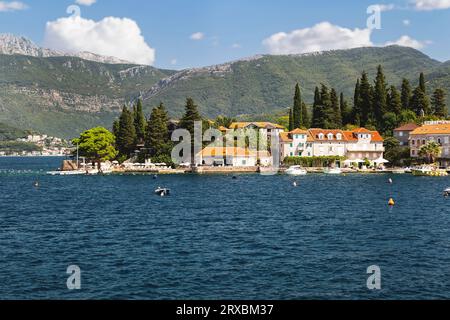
xmin=1 ymin=34 xmax=449 ymax=139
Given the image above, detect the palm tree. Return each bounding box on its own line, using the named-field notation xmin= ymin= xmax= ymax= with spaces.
xmin=419 ymin=141 xmax=442 ymax=164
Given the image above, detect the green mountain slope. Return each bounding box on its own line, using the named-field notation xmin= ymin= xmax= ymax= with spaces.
xmin=1 ymin=46 xmax=449 ymax=139
xmin=143 ymin=46 xmax=445 ymax=118
xmin=0 ymin=54 xmax=175 ymax=138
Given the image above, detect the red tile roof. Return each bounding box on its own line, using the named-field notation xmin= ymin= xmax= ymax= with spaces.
xmin=394 ymin=123 xmax=420 ymax=132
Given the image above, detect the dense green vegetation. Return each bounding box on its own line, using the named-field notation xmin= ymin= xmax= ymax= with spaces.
xmin=284 ymin=156 xmax=345 ymax=167
xmin=72 ymin=127 xmax=118 ymax=163
xmin=0 ymin=122 xmax=28 ymax=141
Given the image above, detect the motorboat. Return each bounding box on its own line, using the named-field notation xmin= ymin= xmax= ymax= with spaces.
xmin=285 ymin=166 xmax=307 ymax=176
xmin=155 ymin=187 xmax=170 ymax=196
xmin=444 ymin=188 xmax=450 ymax=197
xmin=323 ymin=167 xmax=342 ymax=175
xmin=412 ymin=166 xmax=448 ymax=177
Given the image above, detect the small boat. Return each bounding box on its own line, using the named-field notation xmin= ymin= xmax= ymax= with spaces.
xmin=286 ymin=166 xmax=307 ymax=176
xmin=155 ymin=187 xmax=170 ymax=197
xmin=324 ymin=167 xmax=342 ymax=175
xmin=444 ymin=188 xmax=450 ymax=197
xmin=412 ymin=166 xmax=448 ymax=177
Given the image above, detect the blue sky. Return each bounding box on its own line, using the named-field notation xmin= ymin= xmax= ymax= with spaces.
xmin=1 ymin=0 xmax=450 ymax=69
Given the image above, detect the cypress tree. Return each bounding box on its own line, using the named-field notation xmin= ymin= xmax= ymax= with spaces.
xmin=301 ymin=102 xmax=309 ymax=128
xmin=117 ymin=105 xmax=137 ymax=157
xmin=432 ymin=88 xmax=447 ymax=118
xmin=292 ymin=83 xmax=302 ymax=129
xmin=133 ymin=99 xmax=146 ymax=144
xmin=359 ymin=72 xmax=373 ymax=127
xmin=179 ymin=98 xmax=203 ymax=163
xmin=373 ymin=65 xmax=388 ymax=128
xmin=112 ymin=119 xmax=120 ymax=138
xmin=352 ymin=79 xmax=361 ymax=126
xmin=288 ymin=108 xmax=294 ymax=131
xmin=401 ymin=78 xmax=412 ymax=110
xmin=320 ymin=84 xmax=333 ymax=129
xmin=419 ymin=72 xmax=426 ymax=94
xmin=410 ymin=87 xmax=430 ymax=116
xmin=311 ymin=87 xmax=324 ymax=128
xmin=145 ymin=103 xmax=170 ymax=157
xmin=387 ymin=85 xmax=402 ymax=114
xmin=330 ymin=88 xmax=342 ymax=128
xmin=340 ymin=92 xmax=350 ymax=126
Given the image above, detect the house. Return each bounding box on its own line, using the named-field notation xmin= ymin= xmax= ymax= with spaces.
xmin=280 ymin=128 xmax=385 ymax=161
xmin=394 ymin=123 xmax=420 ymax=146
xmin=196 ymin=147 xmax=259 ymax=167
xmin=409 ymin=122 xmax=450 ymax=166
xmin=229 ymin=122 xmax=285 ymax=141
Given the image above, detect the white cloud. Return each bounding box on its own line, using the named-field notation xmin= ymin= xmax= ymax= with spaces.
xmin=262 ymin=22 xmax=373 ymax=55
xmin=44 ymin=16 xmax=155 ymax=65
xmin=414 ymin=0 xmax=450 ymax=10
xmin=75 ymin=0 xmax=96 ymax=6
xmin=403 ymin=19 xmax=411 ymax=25
xmin=190 ymin=32 xmax=205 ymax=41
xmin=0 ymin=1 xmax=27 ymax=12
xmin=384 ymin=35 xmax=427 ymax=49
xmin=231 ymin=43 xmax=242 ymax=49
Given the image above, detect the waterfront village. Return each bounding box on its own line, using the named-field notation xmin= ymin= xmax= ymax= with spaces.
xmin=0 ymin=134 xmax=71 ymax=157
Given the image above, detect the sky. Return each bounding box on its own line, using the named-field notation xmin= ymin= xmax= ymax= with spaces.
xmin=1 ymin=0 xmax=450 ymax=69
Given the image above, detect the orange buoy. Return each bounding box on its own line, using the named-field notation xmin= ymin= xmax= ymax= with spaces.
xmin=388 ymin=198 xmax=395 ymax=206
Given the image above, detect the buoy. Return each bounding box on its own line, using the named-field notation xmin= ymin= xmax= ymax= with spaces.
xmin=153 ymin=175 xmax=158 ymax=180
xmin=293 ymin=181 xmax=298 ymax=187
xmin=33 ymin=181 xmax=39 ymax=187
xmin=388 ymin=178 xmax=393 ymax=184
xmin=232 ymin=176 xmax=237 ymax=180
xmin=388 ymin=198 xmax=395 ymax=206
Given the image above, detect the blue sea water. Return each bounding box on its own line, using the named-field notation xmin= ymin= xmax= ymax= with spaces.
xmin=1 ymin=156 xmax=450 ymax=300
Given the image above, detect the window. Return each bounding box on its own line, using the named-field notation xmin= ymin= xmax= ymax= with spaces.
xmin=411 ymin=140 xmax=415 ymax=145
xmin=290 ymin=143 xmax=293 ymax=148
xmin=242 ymin=160 xmax=246 ymax=165
xmin=412 ymin=150 xmax=416 ymax=156
xmin=336 ymin=133 xmax=342 ymax=140
xmin=290 ymin=152 xmax=293 ymax=156
xmin=328 ymin=133 xmax=333 ymax=140
xmin=318 ymin=133 xmax=324 ymax=140
xmin=399 ymin=132 xmax=404 ymax=137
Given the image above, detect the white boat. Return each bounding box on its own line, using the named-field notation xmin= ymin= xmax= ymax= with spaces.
xmin=412 ymin=166 xmax=448 ymax=177
xmin=155 ymin=187 xmax=170 ymax=196
xmin=444 ymin=188 xmax=450 ymax=197
xmin=324 ymin=167 xmax=342 ymax=175
xmin=285 ymin=166 xmax=307 ymax=176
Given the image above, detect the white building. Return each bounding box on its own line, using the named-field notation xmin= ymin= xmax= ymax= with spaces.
xmin=280 ymin=128 xmax=385 ymax=161
xmin=196 ymin=147 xmax=262 ymax=167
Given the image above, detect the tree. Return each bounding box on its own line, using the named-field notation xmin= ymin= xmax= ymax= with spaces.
xmin=387 ymin=85 xmax=402 ymax=114
xmin=352 ymin=79 xmax=361 ymax=126
xmin=293 ymin=83 xmax=303 ymax=128
xmin=410 ymin=86 xmax=431 ymax=116
xmin=384 ymin=137 xmax=408 ymax=167
xmin=116 ymin=105 xmax=136 ymax=157
xmin=419 ymin=72 xmax=426 ymax=94
xmin=72 ymin=127 xmax=118 ymax=165
xmin=301 ymin=102 xmax=309 ymax=128
xmin=214 ymin=116 xmax=235 ymax=128
xmin=381 ymin=112 xmax=398 ymax=137
xmin=340 ymin=92 xmax=351 ymax=126
xmin=398 ymin=109 xmax=417 ymax=125
xmin=401 ymin=78 xmax=412 ymax=110
xmin=311 ymin=86 xmax=324 ymax=128
xmin=133 ymin=99 xmax=147 ymax=144
xmin=419 ymin=141 xmax=441 ymax=164
xmin=432 ymin=88 xmax=447 ymax=118
xmin=373 ymin=65 xmax=388 ymax=128
xmin=179 ymin=98 xmax=203 ymax=163
xmin=330 ymin=88 xmax=342 ymax=128
xmin=359 ymin=71 xmax=373 ymax=127
xmin=288 ymin=108 xmax=294 ymax=131
xmin=112 ymin=120 xmax=120 ymax=139
xmin=145 ymin=103 xmax=171 ymax=157
xmin=320 ymin=84 xmax=333 ymax=129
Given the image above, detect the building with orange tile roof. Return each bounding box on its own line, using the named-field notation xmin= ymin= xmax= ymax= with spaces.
xmin=195 ymin=146 xmax=272 ymax=167
xmin=409 ymin=123 xmax=450 ymax=163
xmin=280 ymin=128 xmax=385 ymax=162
